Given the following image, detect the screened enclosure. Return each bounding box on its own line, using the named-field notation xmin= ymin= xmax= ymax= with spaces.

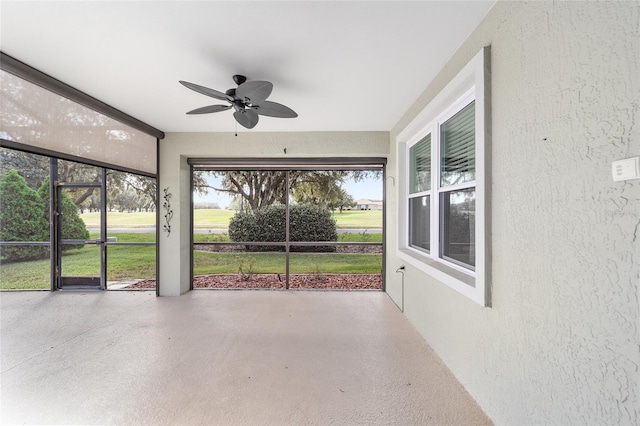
xmin=189 ymin=159 xmax=385 ymax=290
xmin=0 ymin=54 xmax=161 ymax=291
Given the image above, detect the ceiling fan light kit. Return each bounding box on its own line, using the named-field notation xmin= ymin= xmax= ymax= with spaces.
xmin=179 ymin=75 xmax=298 ymax=129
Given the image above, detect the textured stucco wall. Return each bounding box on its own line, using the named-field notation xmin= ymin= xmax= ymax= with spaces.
xmin=387 ymin=1 xmax=639 ymax=424
xmin=158 ymin=131 xmax=389 ymax=296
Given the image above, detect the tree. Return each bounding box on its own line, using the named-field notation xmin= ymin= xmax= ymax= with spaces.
xmin=1 ymin=148 xmax=162 ymax=211
xmin=112 ymin=172 xmax=157 ymax=211
xmin=291 ymin=173 xmax=343 ymax=206
xmin=327 ymin=189 xmax=356 ymax=213
xmin=55 ymin=161 xmax=102 ymax=207
xmin=209 ymin=171 xmax=288 ymax=211
xmin=207 ymin=170 xmax=380 ymax=212
xmin=0 ymin=170 xmax=48 ymax=261
xmin=0 ymin=148 xmax=49 ymax=189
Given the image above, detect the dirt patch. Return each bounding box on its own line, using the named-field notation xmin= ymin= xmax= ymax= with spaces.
xmin=127 ymin=273 xmax=382 ymax=290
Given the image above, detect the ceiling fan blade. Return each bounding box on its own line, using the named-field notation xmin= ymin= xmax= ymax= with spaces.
xmin=186 ymin=105 xmax=231 ymax=115
xmin=253 ymin=101 xmax=298 ymax=118
xmin=233 ymin=109 xmax=259 ymax=129
xmin=236 ymin=80 xmax=273 ymax=105
xmin=179 ymin=80 xmax=233 ymax=102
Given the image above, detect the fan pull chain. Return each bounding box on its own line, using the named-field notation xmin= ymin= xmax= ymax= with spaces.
xmin=235 ymin=120 xmax=238 ymax=137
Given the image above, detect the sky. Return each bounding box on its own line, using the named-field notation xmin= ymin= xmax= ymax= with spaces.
xmin=194 ymin=172 xmax=383 ymax=208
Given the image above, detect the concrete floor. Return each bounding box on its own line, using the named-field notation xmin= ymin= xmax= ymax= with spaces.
xmin=1 ymin=290 xmax=491 ymax=425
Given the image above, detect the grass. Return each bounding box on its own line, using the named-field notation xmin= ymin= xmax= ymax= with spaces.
xmin=100 ymin=233 xmax=156 ymax=243
xmin=193 ymin=209 xmax=236 ymax=228
xmin=193 ymin=251 xmax=381 ymax=275
xmin=81 ymin=209 xmax=382 ymax=229
xmin=337 ymin=231 xmax=382 ymax=243
xmin=1 ymin=233 xmax=156 ymax=290
xmin=331 ymin=210 xmax=382 ymax=228
xmin=80 ymin=211 xmax=156 ymax=228
xmin=0 ymin=256 xmax=51 ymax=290
xmin=194 ymin=232 xmax=382 ymax=243
xmin=1 ymin=231 xmax=381 ymax=289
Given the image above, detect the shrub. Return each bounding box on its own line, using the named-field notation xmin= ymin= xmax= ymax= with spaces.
xmin=229 ymin=203 xmax=337 ymax=252
xmin=38 ymin=177 xmax=89 ymax=251
xmin=289 ymin=204 xmax=338 ymax=245
xmin=0 ymin=170 xmax=48 ymax=261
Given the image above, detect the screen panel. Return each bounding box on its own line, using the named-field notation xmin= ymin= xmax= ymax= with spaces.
xmin=0 ymin=70 xmax=157 ymax=175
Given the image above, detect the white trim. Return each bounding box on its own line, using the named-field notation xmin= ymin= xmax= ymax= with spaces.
xmin=396 ymin=47 xmax=490 ymax=307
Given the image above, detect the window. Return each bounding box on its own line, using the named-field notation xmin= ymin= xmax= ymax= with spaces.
xmin=408 ymin=134 xmax=431 ymax=252
xmin=397 ymin=47 xmax=490 ymax=306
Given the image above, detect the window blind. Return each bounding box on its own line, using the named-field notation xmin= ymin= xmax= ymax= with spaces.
xmin=409 ymin=134 xmax=431 ymax=193
xmin=441 ymin=101 xmax=475 ymax=187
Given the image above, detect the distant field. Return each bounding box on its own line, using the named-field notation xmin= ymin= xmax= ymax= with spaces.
xmin=193 ymin=209 xmax=236 ymax=228
xmin=81 ymin=211 xmax=156 ymax=228
xmin=331 ymin=210 xmax=382 ymax=228
xmin=81 ymin=209 xmax=382 ymax=229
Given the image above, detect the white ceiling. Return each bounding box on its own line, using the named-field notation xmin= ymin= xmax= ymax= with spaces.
xmin=0 ymin=1 xmax=495 ymax=133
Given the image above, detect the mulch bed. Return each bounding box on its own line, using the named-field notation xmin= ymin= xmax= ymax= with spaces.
xmin=127 ymin=273 xmax=382 ymax=290
xmin=126 ymin=245 xmax=383 ymax=290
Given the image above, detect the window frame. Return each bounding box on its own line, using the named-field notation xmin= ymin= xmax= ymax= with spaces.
xmin=408 ymin=133 xmax=432 ymax=254
xmin=397 ymin=47 xmax=490 ymax=307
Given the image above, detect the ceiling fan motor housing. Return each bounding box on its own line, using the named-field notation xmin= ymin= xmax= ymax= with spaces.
xmin=232 ymin=74 xmax=247 ymax=85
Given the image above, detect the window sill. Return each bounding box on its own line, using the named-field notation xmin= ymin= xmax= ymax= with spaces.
xmin=398 ymin=248 xmax=487 ymax=306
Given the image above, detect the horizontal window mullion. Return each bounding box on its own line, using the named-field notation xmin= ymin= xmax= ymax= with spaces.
xmin=408 ymin=190 xmax=431 ymax=198
xmin=439 ymin=181 xmax=476 ymax=192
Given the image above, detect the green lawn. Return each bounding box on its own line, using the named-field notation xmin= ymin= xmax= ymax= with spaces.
xmin=331 ymin=210 xmax=382 ymax=228
xmin=0 ymin=242 xmax=156 ymax=290
xmin=193 ymin=209 xmax=236 ymax=228
xmin=0 ymin=232 xmax=381 ymax=289
xmin=193 ymin=251 xmax=381 ymax=275
xmin=81 ymin=208 xmax=382 ymax=229
xmin=0 ymin=256 xmax=51 ymax=289
xmin=81 ymin=211 xmax=156 ymax=228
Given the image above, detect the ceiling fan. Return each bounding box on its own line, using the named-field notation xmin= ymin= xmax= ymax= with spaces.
xmin=179 ymin=75 xmax=298 ymax=129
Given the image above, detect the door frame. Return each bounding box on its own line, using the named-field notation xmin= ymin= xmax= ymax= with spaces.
xmin=53 ymin=162 xmax=107 ymax=290
xmin=188 ymin=157 xmax=387 ymax=291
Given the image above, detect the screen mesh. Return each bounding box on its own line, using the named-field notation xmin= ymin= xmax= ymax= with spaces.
xmin=0 ymin=70 xmax=156 ymax=175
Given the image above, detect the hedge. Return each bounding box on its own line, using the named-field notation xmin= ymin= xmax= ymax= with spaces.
xmin=229 ymin=204 xmax=337 ymax=252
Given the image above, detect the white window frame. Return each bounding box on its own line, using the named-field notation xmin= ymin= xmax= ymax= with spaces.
xmin=397 ymin=47 xmax=490 ymax=307
xmin=407 ymin=133 xmax=432 ymax=254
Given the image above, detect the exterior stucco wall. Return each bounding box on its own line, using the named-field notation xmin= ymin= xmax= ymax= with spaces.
xmin=387 ymin=1 xmax=639 ymax=424
xmin=158 ymin=132 xmax=389 ymax=296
